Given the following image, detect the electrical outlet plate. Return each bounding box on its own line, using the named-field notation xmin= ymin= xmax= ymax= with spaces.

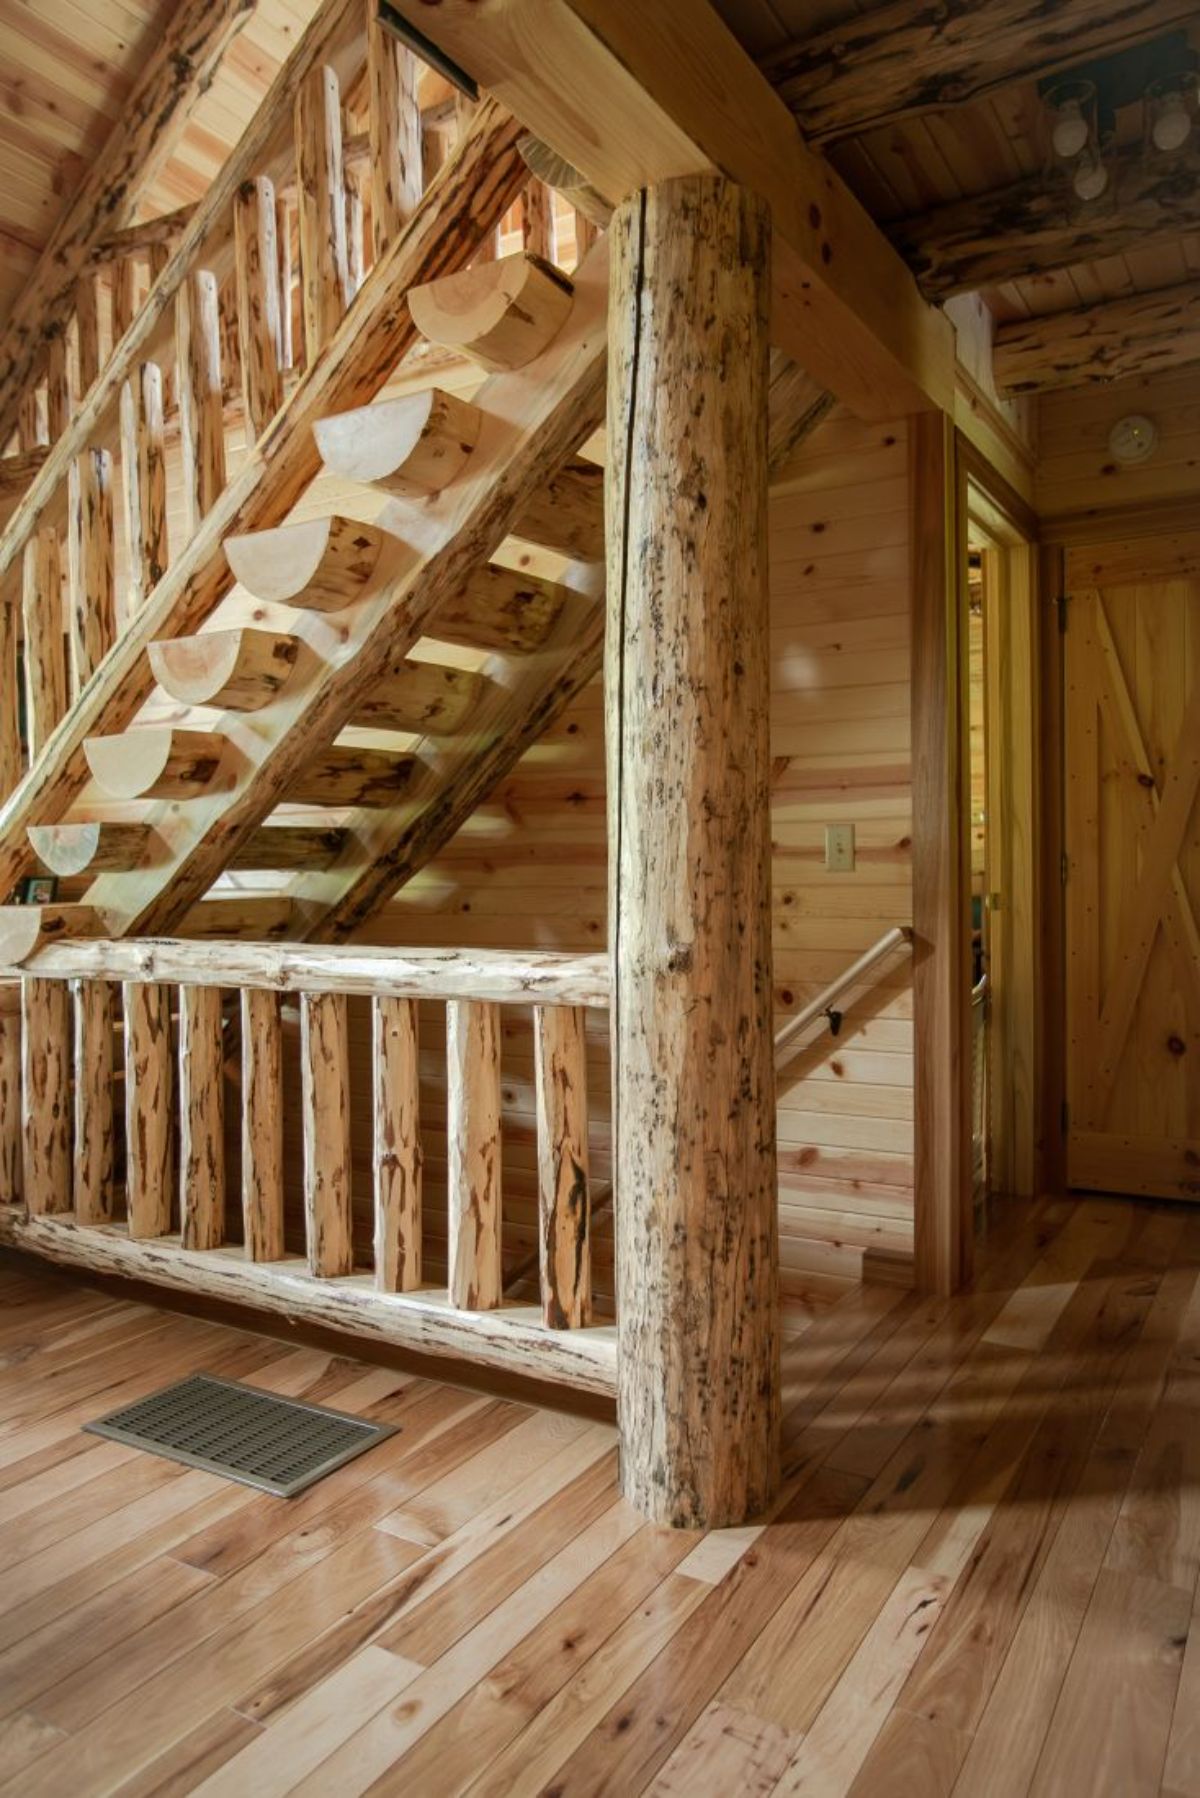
xmin=825 ymin=823 xmax=855 ymax=873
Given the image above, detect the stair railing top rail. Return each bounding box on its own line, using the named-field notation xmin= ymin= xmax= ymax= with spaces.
xmin=773 ymin=923 xmax=914 ymax=1070
xmin=0 ymin=934 xmax=610 ymax=1007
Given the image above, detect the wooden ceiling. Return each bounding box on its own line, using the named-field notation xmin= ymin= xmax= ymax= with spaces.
xmin=0 ymin=0 xmax=321 ymax=317
xmin=713 ymin=0 xmax=1200 ymax=333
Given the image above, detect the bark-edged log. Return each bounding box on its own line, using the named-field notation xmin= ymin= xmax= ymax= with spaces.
xmin=73 ymin=978 xmax=114 ymax=1223
xmin=241 ymin=986 xmax=284 ymax=1261
xmin=123 ymin=980 xmax=174 ymax=1238
xmin=179 ymin=983 xmax=225 ymax=1250
xmin=606 ymin=175 xmax=780 ymax=1528
xmin=446 ymin=997 xmax=502 ymax=1310
xmin=21 ymin=977 xmax=71 ymax=1215
xmin=300 ymin=988 xmax=353 ymax=1276
xmin=534 ymin=1003 xmax=591 ymax=1329
xmin=373 ymin=993 xmax=422 ymax=1292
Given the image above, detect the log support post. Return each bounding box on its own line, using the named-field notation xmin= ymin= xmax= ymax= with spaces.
xmin=606 ymin=176 xmax=780 ymax=1529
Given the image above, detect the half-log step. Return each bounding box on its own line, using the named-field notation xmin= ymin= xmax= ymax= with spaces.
xmin=352 ymin=660 xmax=484 ymax=735
xmin=0 ymin=903 xmax=103 ymax=968
xmin=224 ymin=515 xmax=391 ymax=610
xmin=313 ymin=389 xmax=483 ymax=497
xmin=28 ymin=820 xmax=163 ymax=878
xmin=287 ymin=745 xmax=417 ymax=807
xmin=84 ymin=728 xmax=228 ymax=800
xmin=228 ymin=824 xmax=348 ymax=871
xmin=430 ymin=563 xmax=569 ymax=655
xmin=408 ymin=253 xmax=574 ymax=372
xmin=511 ymin=459 xmax=604 ymax=561
xmin=148 ymin=629 xmax=301 ymax=711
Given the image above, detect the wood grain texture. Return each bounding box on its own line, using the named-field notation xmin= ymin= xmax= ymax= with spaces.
xmin=373 ymin=994 xmax=423 ymax=1293
xmin=301 ymin=990 xmax=354 ymax=1277
xmin=21 ymin=528 xmax=66 ymax=761
xmin=118 ymin=361 xmax=168 ymax=612
xmin=0 ymin=982 xmax=20 ymax=1205
xmin=367 ymin=11 xmax=422 ymax=259
xmin=295 ymin=63 xmax=351 ymax=361
xmin=179 ymin=984 xmax=225 ymax=1252
xmin=21 ymin=978 xmax=71 ymax=1216
xmin=447 ymin=999 xmax=503 ymax=1311
xmin=534 ymin=1004 xmax=591 ymax=1329
xmin=234 ymin=175 xmax=285 ymax=443
xmin=72 ymin=979 xmax=114 ymax=1225
xmin=123 ymin=981 xmax=174 ymax=1239
xmin=67 ymin=449 xmax=115 ymax=691
xmin=240 ymin=986 xmax=285 ymax=1263
xmin=176 ymin=269 xmax=227 ymax=533
xmin=607 ymin=177 xmax=779 ymax=1527
xmin=995 ymin=280 xmax=1200 ymax=397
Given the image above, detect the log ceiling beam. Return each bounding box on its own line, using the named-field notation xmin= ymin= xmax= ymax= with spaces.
xmin=994 ymin=278 xmax=1200 ymax=395
xmin=0 ymin=0 xmax=255 ymax=450
xmin=764 ymin=0 xmax=1198 ymax=142
xmin=381 ymin=0 xmax=954 ymax=420
xmin=892 ymin=151 xmax=1200 ymax=299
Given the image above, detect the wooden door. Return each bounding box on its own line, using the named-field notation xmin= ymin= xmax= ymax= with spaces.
xmin=1064 ymin=535 xmax=1200 ymax=1199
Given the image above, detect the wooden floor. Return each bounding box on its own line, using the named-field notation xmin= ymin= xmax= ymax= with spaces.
xmin=0 ymin=1192 xmax=1198 ymax=1796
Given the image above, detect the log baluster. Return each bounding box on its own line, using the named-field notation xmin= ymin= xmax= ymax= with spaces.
xmin=0 ymin=983 xmax=20 ymax=1206
xmin=46 ymin=329 xmax=74 ymax=440
xmin=73 ymin=979 xmax=114 ymax=1223
xmin=300 ymin=990 xmax=353 ymax=1276
xmin=75 ymin=274 xmax=101 ymax=395
xmin=176 ymin=268 xmax=226 ymax=533
xmin=241 ymin=987 xmax=285 ymax=1261
xmin=294 ymin=64 xmax=351 ymax=361
xmin=22 ymin=528 xmax=67 ymax=759
xmin=366 ymin=8 xmax=421 ymax=259
xmin=68 ymin=447 xmax=116 ymax=691
xmin=0 ymin=597 xmax=19 ymax=797
xmin=533 ymin=1004 xmax=592 ymax=1329
xmin=522 ymin=181 xmax=554 ymax=262
xmin=119 ymin=362 xmax=168 ymax=611
xmin=234 ymin=175 xmax=285 ymax=442
xmin=373 ymin=994 xmax=422 ymax=1293
xmin=112 ymin=256 xmax=138 ymax=343
xmin=446 ymin=999 xmax=502 ymax=1311
xmin=276 ymin=196 xmax=295 ymax=371
xmin=21 ymin=977 xmax=71 ymax=1215
xmin=179 ymin=984 xmax=225 ymax=1250
xmin=124 ymin=981 xmax=174 ymax=1238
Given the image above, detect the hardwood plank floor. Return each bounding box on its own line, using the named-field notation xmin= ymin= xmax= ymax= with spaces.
xmin=0 ymin=1191 xmax=1197 ymax=1796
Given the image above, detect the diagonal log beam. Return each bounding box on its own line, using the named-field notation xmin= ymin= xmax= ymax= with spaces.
xmin=994 ymin=279 xmax=1200 ymax=395
xmin=763 ymin=0 xmax=1198 ymax=142
xmin=382 ymin=0 xmax=953 ymax=420
xmin=892 ymin=152 xmax=1200 ymax=301
xmin=0 ymin=101 xmax=527 ymax=907
xmin=0 ymin=0 xmax=255 ymax=449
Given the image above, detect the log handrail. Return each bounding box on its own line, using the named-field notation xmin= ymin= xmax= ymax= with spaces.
xmin=0 ymin=937 xmax=610 ymax=1007
xmin=774 ymin=924 xmax=914 ymax=1069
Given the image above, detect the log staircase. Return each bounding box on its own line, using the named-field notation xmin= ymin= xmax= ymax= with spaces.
xmin=7 ymin=244 xmax=606 ymax=954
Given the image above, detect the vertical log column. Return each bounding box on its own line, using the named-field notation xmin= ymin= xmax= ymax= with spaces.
xmin=73 ymin=979 xmax=114 ymax=1223
xmin=294 ymin=65 xmax=351 ymax=363
xmin=0 ymin=984 xmax=21 ymax=1205
xmin=234 ymin=176 xmax=285 ymax=443
xmin=241 ymin=987 xmax=284 ymax=1261
xmin=21 ymin=979 xmax=71 ymax=1215
xmin=373 ymin=995 xmax=422 ymax=1292
xmin=367 ymin=9 xmax=421 ymax=260
xmin=67 ymin=447 xmax=115 ymax=693
xmin=22 ymin=528 xmax=67 ymax=758
xmin=446 ymin=999 xmax=502 ymax=1310
xmin=0 ymin=598 xmax=19 ymax=797
xmin=119 ymin=363 xmax=168 ymax=611
xmin=176 ymin=269 xmax=226 ymax=535
xmin=301 ymin=990 xmax=353 ymax=1276
xmin=179 ymin=985 xmax=225 ymax=1250
xmin=606 ymin=176 xmax=779 ymax=1529
xmin=124 ymin=982 xmax=174 ymax=1238
xmin=534 ymin=1005 xmax=591 ymax=1329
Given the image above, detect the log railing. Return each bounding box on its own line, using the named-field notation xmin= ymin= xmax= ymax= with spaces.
xmin=0 ymin=0 xmax=576 ymax=872
xmin=0 ymin=941 xmax=614 ymax=1395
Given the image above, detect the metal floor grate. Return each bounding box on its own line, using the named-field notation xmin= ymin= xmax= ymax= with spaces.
xmin=84 ymin=1374 xmax=395 ymax=1498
